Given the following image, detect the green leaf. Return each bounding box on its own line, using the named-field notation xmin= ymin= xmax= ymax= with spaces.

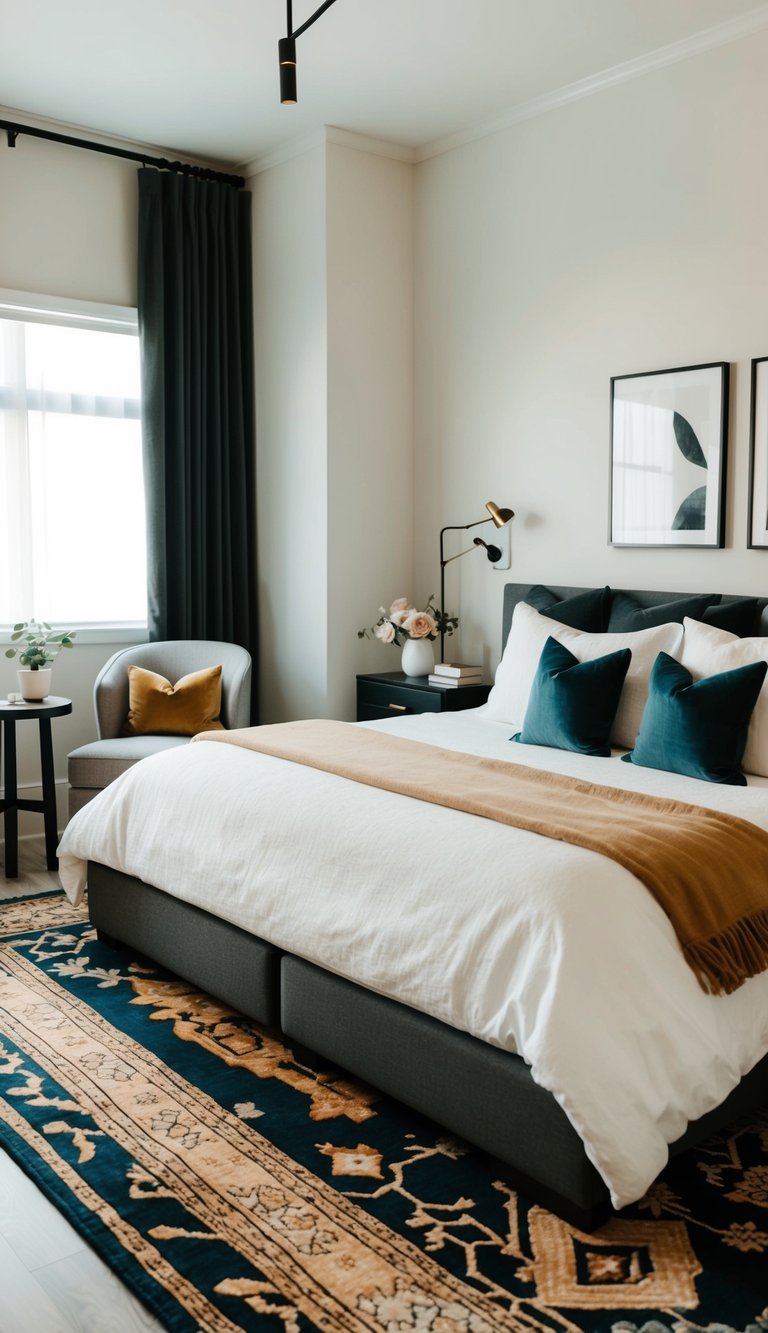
xmin=672 ymin=485 xmax=707 ymax=531
xmin=673 ymin=412 xmax=707 ymax=469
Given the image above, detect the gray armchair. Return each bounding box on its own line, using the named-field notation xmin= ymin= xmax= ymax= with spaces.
xmin=67 ymin=640 xmax=252 ymax=819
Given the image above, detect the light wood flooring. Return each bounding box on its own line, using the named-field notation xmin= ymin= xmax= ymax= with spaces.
xmin=0 ymin=839 xmax=164 ymax=1333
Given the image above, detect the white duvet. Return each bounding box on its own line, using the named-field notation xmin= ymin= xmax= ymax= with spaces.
xmin=57 ymin=709 xmax=768 ymax=1209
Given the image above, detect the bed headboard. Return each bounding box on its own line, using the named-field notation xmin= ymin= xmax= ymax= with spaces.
xmin=502 ymin=584 xmax=768 ymax=650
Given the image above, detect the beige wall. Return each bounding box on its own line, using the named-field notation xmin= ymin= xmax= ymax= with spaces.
xmin=0 ymin=129 xmax=142 ymax=833
xmin=326 ymin=141 xmax=414 ymax=718
xmin=0 ymin=130 xmax=137 ymax=306
xmin=251 ymin=135 xmax=414 ymax=722
xmin=252 ymin=140 xmax=330 ymax=721
xmin=414 ymin=30 xmax=768 ymax=669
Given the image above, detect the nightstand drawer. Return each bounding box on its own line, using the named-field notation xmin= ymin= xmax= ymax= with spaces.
xmin=357 ymin=679 xmax=441 ymax=716
xmin=356 ymin=671 xmax=489 ymax=721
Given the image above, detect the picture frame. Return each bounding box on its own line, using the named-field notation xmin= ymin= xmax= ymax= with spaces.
xmin=610 ymin=362 xmax=729 ymax=548
xmin=748 ymin=357 xmax=768 ymax=549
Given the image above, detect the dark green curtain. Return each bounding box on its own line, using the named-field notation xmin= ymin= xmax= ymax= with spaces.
xmin=137 ymin=168 xmax=257 ymax=665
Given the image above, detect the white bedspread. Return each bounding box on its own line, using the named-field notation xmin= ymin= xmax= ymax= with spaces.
xmin=57 ymin=710 xmax=768 ymax=1208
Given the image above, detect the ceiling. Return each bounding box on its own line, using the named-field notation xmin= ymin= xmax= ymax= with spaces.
xmin=0 ymin=0 xmax=766 ymax=168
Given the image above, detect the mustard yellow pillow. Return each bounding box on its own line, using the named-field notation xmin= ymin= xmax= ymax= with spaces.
xmin=122 ymin=664 xmax=224 ymax=736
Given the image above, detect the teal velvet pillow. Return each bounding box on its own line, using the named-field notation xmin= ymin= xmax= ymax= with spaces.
xmin=525 ymin=585 xmax=611 ymax=632
xmin=511 ymin=636 xmax=631 ymax=756
xmin=608 ymin=591 xmax=718 ymax=633
xmin=622 ymin=652 xmax=768 ymax=785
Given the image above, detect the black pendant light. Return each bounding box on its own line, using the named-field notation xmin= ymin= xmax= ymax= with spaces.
xmin=279 ymin=0 xmax=340 ymax=105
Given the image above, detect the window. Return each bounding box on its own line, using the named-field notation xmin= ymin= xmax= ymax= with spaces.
xmin=0 ymin=290 xmax=147 ymax=629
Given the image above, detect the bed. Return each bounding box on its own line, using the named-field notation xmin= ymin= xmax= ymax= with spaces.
xmin=57 ymin=584 xmax=768 ymax=1231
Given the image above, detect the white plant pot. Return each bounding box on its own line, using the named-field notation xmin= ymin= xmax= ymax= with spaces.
xmin=401 ymin=637 xmax=435 ymax=678
xmin=17 ymin=668 xmax=52 ymax=701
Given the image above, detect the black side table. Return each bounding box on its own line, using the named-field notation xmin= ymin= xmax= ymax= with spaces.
xmin=0 ymin=696 xmax=73 ymax=878
xmin=357 ymin=672 xmax=490 ymax=721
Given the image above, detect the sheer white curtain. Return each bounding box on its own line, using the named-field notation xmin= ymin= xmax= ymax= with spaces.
xmin=0 ymin=293 xmax=147 ymax=627
xmin=0 ymin=318 xmax=33 ymax=619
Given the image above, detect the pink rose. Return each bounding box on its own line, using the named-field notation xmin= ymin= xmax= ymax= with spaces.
xmin=375 ymin=621 xmax=396 ymax=644
xmin=389 ymin=608 xmax=409 ymax=626
xmin=403 ymin=611 xmax=437 ymax=639
xmin=389 ymin=597 xmax=409 ymax=613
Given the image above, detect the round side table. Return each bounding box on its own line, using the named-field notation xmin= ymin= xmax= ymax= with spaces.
xmin=0 ymin=695 xmax=73 ymax=878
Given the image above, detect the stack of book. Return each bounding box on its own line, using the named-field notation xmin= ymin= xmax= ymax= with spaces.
xmin=428 ymin=663 xmax=484 ymax=688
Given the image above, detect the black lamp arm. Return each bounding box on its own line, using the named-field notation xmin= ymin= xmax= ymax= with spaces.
xmin=439 ymin=516 xmax=492 ymax=544
xmin=439 ymin=516 xmax=496 ymax=660
xmin=442 ymin=543 xmax=483 ymax=567
xmin=287 ymin=0 xmax=339 ymax=39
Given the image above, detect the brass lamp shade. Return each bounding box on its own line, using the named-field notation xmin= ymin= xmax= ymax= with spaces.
xmin=485 ymin=500 xmax=515 ymax=528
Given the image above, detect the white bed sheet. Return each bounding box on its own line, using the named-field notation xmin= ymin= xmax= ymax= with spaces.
xmin=57 ymin=709 xmax=768 ymax=1209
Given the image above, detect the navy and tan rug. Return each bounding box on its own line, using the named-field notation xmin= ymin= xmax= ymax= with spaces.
xmin=1 ymin=892 xmax=767 ymax=1332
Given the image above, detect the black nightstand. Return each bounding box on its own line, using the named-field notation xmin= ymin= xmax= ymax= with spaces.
xmin=356 ymin=671 xmax=490 ymax=722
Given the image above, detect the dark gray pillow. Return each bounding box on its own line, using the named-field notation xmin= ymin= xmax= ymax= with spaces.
xmin=608 ymin=592 xmax=718 ymax=633
xmin=525 ymin=585 xmax=611 ymax=632
xmin=703 ymin=598 xmax=760 ymax=637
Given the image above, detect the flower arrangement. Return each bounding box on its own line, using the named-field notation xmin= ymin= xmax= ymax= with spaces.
xmin=358 ymin=595 xmax=457 ymax=646
xmin=5 ymin=620 xmax=76 ymax=670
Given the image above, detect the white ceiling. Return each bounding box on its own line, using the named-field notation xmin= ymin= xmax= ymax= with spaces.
xmin=1 ymin=0 xmax=766 ymax=169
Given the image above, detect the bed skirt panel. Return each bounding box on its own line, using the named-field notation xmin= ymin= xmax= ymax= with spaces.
xmin=87 ymin=863 xmax=281 ymax=1029
xmin=280 ymin=953 xmax=611 ymax=1228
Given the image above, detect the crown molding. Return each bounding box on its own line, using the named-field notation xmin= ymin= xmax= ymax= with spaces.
xmin=238 ymin=129 xmax=326 ymax=177
xmin=241 ymin=125 xmax=415 ymax=177
xmin=324 ymin=127 xmax=416 ymax=163
xmin=415 ymin=2 xmax=768 ymax=162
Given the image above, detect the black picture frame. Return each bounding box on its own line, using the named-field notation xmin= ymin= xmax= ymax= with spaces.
xmin=609 ymin=362 xmax=729 ymax=548
xmin=748 ymin=356 xmax=768 ymax=550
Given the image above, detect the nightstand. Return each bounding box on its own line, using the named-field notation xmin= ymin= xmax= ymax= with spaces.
xmin=356 ymin=672 xmax=490 ymax=722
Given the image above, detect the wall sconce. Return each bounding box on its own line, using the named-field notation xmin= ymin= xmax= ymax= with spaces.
xmin=439 ymin=500 xmax=515 ymax=660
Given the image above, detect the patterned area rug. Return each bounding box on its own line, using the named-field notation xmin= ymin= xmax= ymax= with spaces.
xmin=1 ymin=893 xmax=767 ymax=1333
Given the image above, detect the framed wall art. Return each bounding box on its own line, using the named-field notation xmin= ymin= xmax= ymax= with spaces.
xmin=748 ymin=356 xmax=768 ymax=549
xmin=610 ymin=362 xmax=729 ymax=548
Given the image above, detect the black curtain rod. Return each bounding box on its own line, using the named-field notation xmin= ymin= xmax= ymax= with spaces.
xmin=1 ymin=118 xmax=245 ymax=189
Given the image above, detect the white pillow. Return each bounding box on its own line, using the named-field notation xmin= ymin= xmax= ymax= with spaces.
xmin=681 ymin=617 xmax=768 ymax=777
xmin=485 ymin=601 xmax=684 ymax=747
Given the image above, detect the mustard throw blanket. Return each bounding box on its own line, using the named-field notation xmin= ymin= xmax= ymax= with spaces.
xmin=195 ymin=720 xmax=768 ymax=996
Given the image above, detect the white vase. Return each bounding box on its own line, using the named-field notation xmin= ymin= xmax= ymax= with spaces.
xmin=401 ymin=638 xmax=435 ymax=678
xmin=17 ymin=668 xmax=52 ymax=701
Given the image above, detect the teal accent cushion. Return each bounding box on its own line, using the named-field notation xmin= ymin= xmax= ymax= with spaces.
xmin=608 ymin=591 xmax=718 ymax=632
xmin=525 ymin=585 xmax=610 ymax=632
xmin=621 ymin=652 xmax=768 ymax=785
xmin=511 ymin=636 xmax=631 ymax=756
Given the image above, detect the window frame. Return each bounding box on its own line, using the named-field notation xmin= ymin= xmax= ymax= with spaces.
xmin=0 ymin=288 xmax=148 ymax=643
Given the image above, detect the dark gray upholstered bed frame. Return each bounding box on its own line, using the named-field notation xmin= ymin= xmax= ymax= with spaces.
xmin=88 ymin=584 xmax=768 ymax=1230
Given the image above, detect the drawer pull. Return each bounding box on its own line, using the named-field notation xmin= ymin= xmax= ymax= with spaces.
xmin=388 ymin=702 xmax=407 ymax=712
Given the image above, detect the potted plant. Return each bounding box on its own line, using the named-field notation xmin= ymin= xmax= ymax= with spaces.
xmin=5 ymin=620 xmax=76 ymax=701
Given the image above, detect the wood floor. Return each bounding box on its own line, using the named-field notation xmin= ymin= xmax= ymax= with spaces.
xmin=0 ymin=839 xmax=164 ymax=1333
